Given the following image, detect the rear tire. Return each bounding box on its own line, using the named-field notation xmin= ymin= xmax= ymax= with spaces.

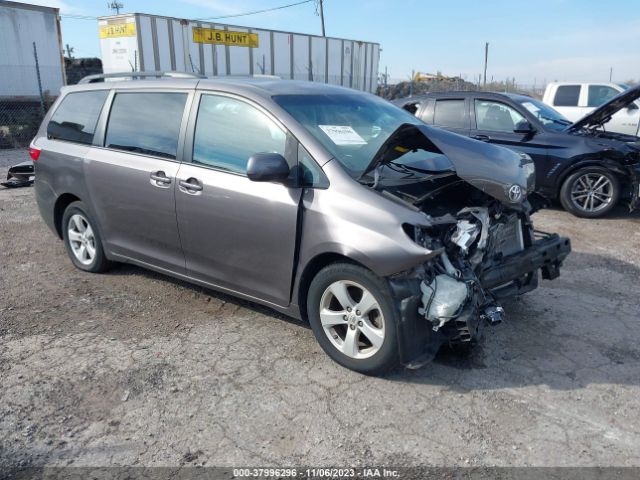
xmin=62 ymin=201 xmax=112 ymax=273
xmin=306 ymin=263 xmax=400 ymax=375
xmin=559 ymin=167 xmax=619 ymax=218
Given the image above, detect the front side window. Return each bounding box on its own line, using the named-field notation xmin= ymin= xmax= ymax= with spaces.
xmin=298 ymin=145 xmax=328 ymax=188
xmin=105 ymin=92 xmax=187 ymax=160
xmin=553 ymin=85 xmax=580 ymax=107
xmin=193 ymin=95 xmax=287 ymax=174
xmin=475 ymin=100 xmax=525 ymax=132
xmin=433 ymin=99 xmax=466 ymax=128
xmin=588 ymin=85 xmax=620 ymax=107
xmin=47 ymin=90 xmax=108 ymax=145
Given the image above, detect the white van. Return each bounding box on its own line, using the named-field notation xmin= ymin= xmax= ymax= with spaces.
xmin=543 ymin=82 xmax=640 ymax=136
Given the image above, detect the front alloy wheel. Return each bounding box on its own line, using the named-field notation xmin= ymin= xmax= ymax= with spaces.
xmin=307 ymin=263 xmax=399 ymax=374
xmin=319 ymin=280 xmax=385 ymax=359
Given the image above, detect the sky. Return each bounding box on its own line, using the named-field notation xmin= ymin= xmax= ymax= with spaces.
xmin=19 ymin=0 xmax=640 ymax=86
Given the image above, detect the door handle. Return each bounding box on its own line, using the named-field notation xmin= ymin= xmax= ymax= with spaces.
xmin=150 ymin=170 xmax=172 ymax=186
xmin=178 ymin=178 xmax=203 ymax=193
xmin=472 ymin=134 xmax=491 ymax=142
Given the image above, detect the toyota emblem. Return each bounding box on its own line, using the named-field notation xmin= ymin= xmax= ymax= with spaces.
xmin=508 ymin=184 xmax=523 ymax=202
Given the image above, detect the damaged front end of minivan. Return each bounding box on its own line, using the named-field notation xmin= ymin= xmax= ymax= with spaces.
xmin=366 ymin=124 xmax=571 ymax=368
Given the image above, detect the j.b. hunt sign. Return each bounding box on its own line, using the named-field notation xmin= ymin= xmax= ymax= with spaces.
xmin=192 ymin=27 xmax=259 ymax=47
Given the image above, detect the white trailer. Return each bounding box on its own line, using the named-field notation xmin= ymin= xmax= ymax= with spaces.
xmin=98 ymin=13 xmax=380 ymax=93
xmin=0 ymin=0 xmax=66 ymax=99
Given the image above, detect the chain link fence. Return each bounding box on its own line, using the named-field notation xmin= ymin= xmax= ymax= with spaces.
xmin=0 ymin=61 xmax=58 ymax=149
xmin=1 ymin=58 xmax=102 ymax=149
xmin=0 ymin=98 xmax=55 ymax=149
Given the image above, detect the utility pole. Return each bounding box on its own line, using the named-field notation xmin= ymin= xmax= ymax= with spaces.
xmin=483 ymin=42 xmax=489 ymax=88
xmin=33 ymin=42 xmax=45 ymax=115
xmin=384 ymin=65 xmax=388 ymax=96
xmin=107 ymin=1 xmax=123 ymax=15
xmin=410 ymin=69 xmax=415 ymax=97
xmin=315 ymin=0 xmax=326 ymax=36
xmin=65 ymin=44 xmax=74 ymax=59
xmin=609 ymin=67 xmax=613 ymax=82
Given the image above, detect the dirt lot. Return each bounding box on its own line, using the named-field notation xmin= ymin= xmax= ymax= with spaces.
xmin=1 ymin=149 xmax=640 ymax=470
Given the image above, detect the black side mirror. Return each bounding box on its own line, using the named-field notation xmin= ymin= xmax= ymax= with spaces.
xmin=628 ymin=103 xmax=639 ymax=111
xmin=247 ymin=153 xmax=290 ymax=182
xmin=514 ymin=120 xmax=535 ymax=134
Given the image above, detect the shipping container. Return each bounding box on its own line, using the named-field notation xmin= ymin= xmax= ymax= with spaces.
xmin=98 ymin=13 xmax=380 ymax=93
xmin=0 ymin=0 xmax=65 ymax=99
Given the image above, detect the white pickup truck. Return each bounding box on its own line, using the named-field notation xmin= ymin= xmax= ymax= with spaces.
xmin=543 ymin=82 xmax=640 ymax=136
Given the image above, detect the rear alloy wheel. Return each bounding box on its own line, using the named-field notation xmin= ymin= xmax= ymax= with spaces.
xmin=560 ymin=167 xmax=619 ymax=218
xmin=62 ymin=201 xmax=112 ymax=273
xmin=68 ymin=214 xmax=96 ymax=266
xmin=307 ymin=263 xmax=399 ymax=374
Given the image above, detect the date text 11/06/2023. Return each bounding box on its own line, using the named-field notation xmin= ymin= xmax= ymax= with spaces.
xmin=232 ymin=468 xmax=400 ymax=478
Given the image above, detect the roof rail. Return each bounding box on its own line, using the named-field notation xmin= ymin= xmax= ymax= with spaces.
xmin=78 ymin=71 xmax=206 ymax=84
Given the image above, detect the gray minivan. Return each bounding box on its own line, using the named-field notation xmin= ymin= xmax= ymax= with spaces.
xmin=32 ymin=73 xmax=570 ymax=374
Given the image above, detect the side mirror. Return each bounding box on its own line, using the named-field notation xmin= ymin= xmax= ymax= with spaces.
xmin=514 ymin=120 xmax=535 ymax=134
xmin=628 ymin=103 xmax=639 ymax=111
xmin=246 ymin=153 xmax=290 ymax=182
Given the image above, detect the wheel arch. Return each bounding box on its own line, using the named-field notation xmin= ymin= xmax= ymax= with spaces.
xmin=53 ymin=193 xmax=82 ymax=239
xmin=296 ymin=252 xmax=367 ymax=323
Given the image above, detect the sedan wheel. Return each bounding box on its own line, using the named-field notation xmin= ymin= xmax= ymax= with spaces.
xmin=560 ymin=167 xmax=620 ymax=218
xmin=570 ymin=172 xmax=614 ymax=213
xmin=319 ymin=280 xmax=385 ymax=360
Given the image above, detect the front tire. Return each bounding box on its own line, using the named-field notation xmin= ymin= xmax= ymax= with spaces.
xmin=307 ymin=263 xmax=400 ymax=375
xmin=62 ymin=201 xmax=112 ymax=273
xmin=559 ymin=167 xmax=619 ymax=218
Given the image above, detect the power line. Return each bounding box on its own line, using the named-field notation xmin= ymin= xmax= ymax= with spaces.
xmin=195 ymin=0 xmax=314 ymax=21
xmin=60 ymin=0 xmax=315 ymax=22
xmin=60 ymin=13 xmax=99 ymax=20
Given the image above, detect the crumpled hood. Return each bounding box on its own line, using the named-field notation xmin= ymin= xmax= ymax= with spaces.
xmin=566 ymin=84 xmax=640 ymax=133
xmin=368 ymin=123 xmax=535 ymax=206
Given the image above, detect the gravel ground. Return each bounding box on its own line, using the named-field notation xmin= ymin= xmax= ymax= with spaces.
xmin=1 ymin=154 xmax=640 ymax=470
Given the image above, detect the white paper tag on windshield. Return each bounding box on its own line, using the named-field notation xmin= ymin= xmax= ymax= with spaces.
xmin=522 ymin=101 xmax=540 ymax=113
xmin=319 ymin=125 xmax=367 ymax=145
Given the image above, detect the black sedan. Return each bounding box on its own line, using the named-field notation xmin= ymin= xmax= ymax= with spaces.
xmin=393 ymin=86 xmax=640 ymax=217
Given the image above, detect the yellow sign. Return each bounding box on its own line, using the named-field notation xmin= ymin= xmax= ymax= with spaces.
xmin=192 ymin=27 xmax=259 ymax=47
xmin=99 ymin=23 xmax=136 ymax=39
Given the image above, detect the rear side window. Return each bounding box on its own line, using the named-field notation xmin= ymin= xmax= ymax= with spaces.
xmin=47 ymin=90 xmax=108 ymax=145
xmin=105 ymin=92 xmax=187 ymax=159
xmin=433 ymin=99 xmax=466 ymax=128
xmin=192 ymin=95 xmax=287 ymax=174
xmin=588 ymin=85 xmax=619 ymax=107
xmin=553 ymin=85 xmax=580 ymax=107
xmin=401 ymin=101 xmax=420 ymax=115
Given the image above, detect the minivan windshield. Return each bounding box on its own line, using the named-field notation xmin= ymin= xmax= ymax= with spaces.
xmin=273 ymin=93 xmax=449 ymax=177
xmin=518 ymin=98 xmax=572 ymax=131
